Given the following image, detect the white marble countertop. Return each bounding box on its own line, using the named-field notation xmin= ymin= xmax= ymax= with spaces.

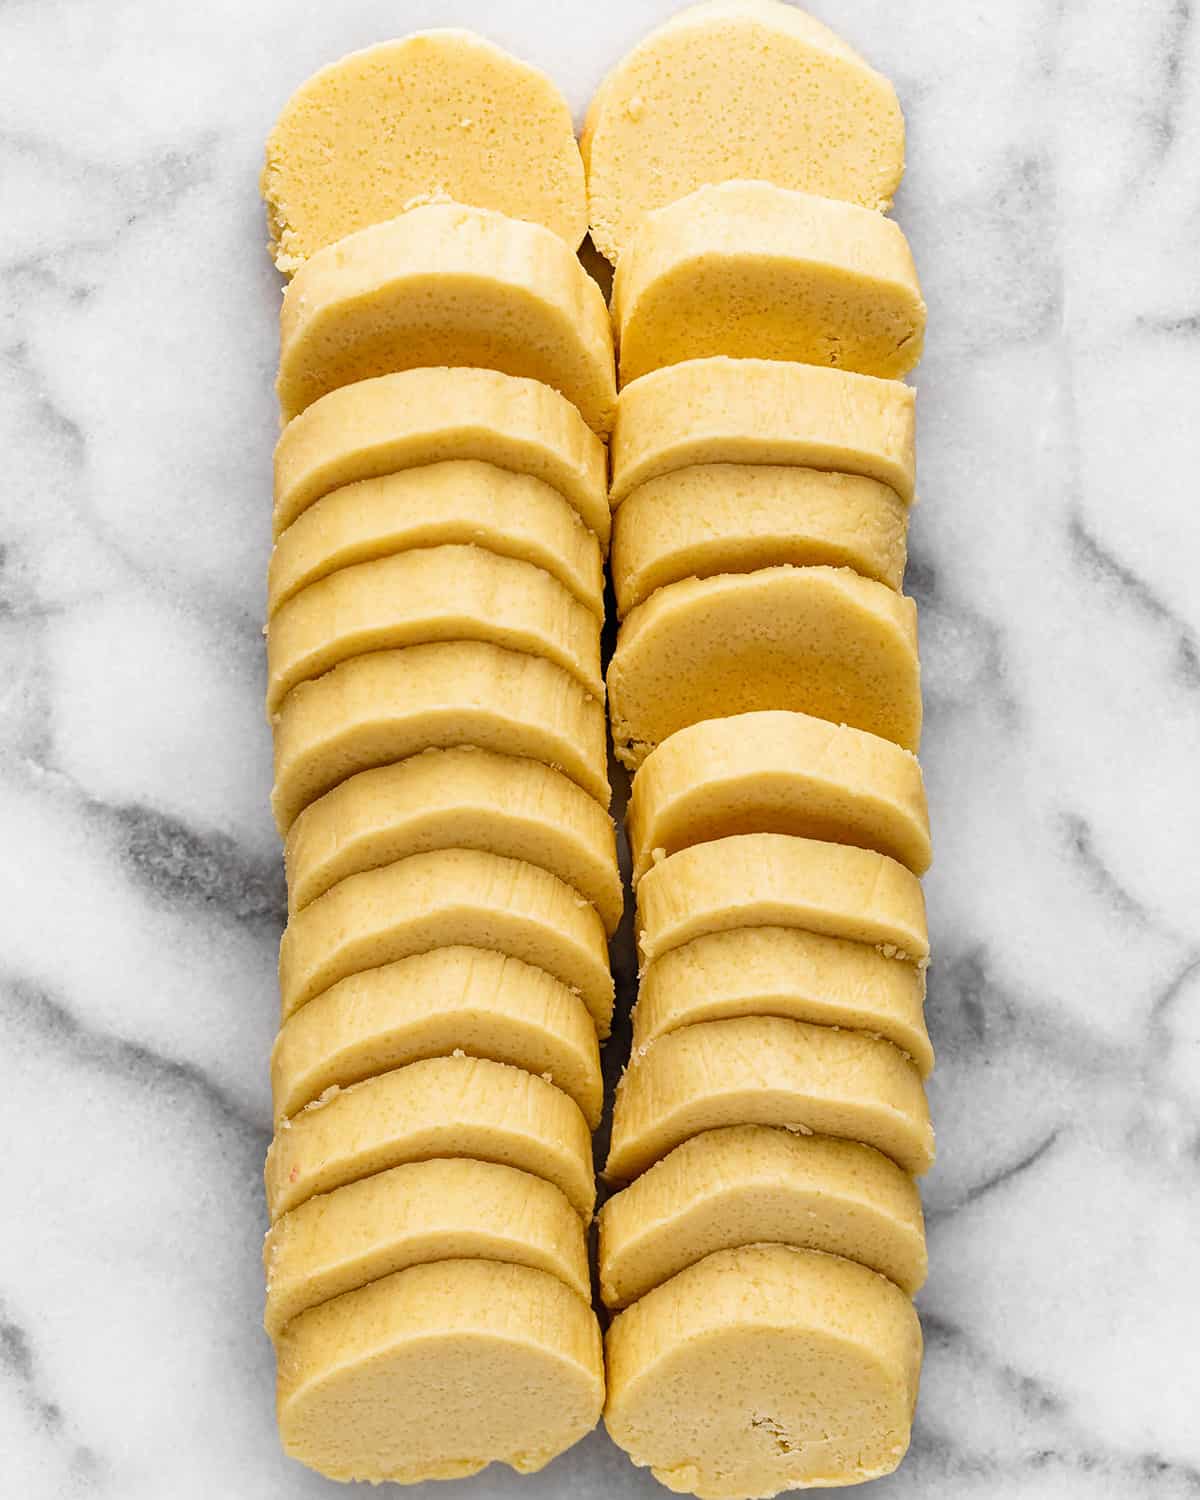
xmin=2 ymin=1 xmax=1198 ymax=1495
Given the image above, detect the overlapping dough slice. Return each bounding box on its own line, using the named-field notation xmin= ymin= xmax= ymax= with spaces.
xmin=276 ymin=1258 xmax=603 ymax=1483
xmin=604 ymin=1016 xmax=934 ymax=1181
xmin=604 ymin=1245 xmax=921 ymax=1497
xmin=597 ymin=1125 xmax=926 ymax=1309
xmin=614 ymin=181 xmax=925 ymax=384
xmin=271 ymin=641 xmax=608 ymax=833
xmin=607 ymin=565 xmax=921 ymax=769
xmin=264 ymin=1157 xmax=590 ymax=1336
xmin=273 ymin=367 xmax=609 ymax=546
xmin=271 ymin=946 xmax=603 ymax=1128
xmin=265 ymin=544 xmax=603 ymax=714
xmin=629 ymin=713 xmax=931 ymax=884
xmin=262 ymin=30 xmax=588 ymax=272
xmin=277 ymin=204 xmax=616 ymax=430
xmin=582 ymin=0 xmax=905 ymax=263
xmin=609 ymin=356 xmax=914 ymax=507
xmin=265 ymin=1053 xmax=595 ymax=1221
xmin=611 ymin=463 xmax=908 ymax=617
xmin=285 ymin=747 xmax=621 ymax=931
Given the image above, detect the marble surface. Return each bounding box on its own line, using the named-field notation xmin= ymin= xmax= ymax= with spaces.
xmin=2 ymin=0 xmax=1198 ymax=1494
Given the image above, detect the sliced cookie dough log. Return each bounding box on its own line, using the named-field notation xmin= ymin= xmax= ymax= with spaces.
xmin=610 ymin=357 xmax=915 ymax=507
xmin=278 ymin=847 xmax=613 ymax=1035
xmin=273 ymin=367 xmax=609 ymax=548
xmin=614 ymin=181 xmax=925 ymax=384
xmin=263 ymin=30 xmax=587 ymax=272
xmin=264 ymin=1157 xmax=589 ymax=1337
xmin=267 ymin=462 xmax=604 ymax=620
xmin=284 ymin=747 xmax=621 ymax=932
xmin=265 ymin=544 xmax=603 ymax=714
xmin=276 ymin=1259 xmax=603 ymax=1483
xmin=604 ymin=1016 xmax=934 ymax=1182
xmin=265 ymin=1053 xmax=595 ymax=1221
xmin=582 ymin=0 xmax=905 ymax=264
xmin=629 ymin=711 xmax=931 ymax=884
xmin=604 ymin=1244 xmax=921 ymax=1496
xmin=278 ymin=204 xmax=615 ymax=431
xmin=611 ymin=464 xmax=908 ymax=617
xmin=607 ymin=566 xmax=921 ymax=769
xmin=271 ymin=641 xmax=609 ymax=834
xmin=597 ymin=1125 xmax=926 ymax=1309
xmin=271 ymin=946 xmax=603 ymax=1129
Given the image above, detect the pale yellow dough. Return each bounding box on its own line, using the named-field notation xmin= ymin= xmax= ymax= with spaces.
xmin=614 ymin=180 xmax=924 ymax=384
xmin=611 ymin=463 xmax=908 ymax=617
xmin=262 ymin=30 xmax=588 ymax=270
xmin=629 ymin=712 xmax=931 ymax=884
xmin=604 ymin=1244 xmax=921 ymax=1497
xmin=608 ymin=565 xmax=921 ymax=768
xmin=265 ymin=1053 xmax=595 ymax=1221
xmin=277 ymin=1259 xmax=603 ymax=1483
xmin=264 ymin=1157 xmax=590 ymax=1336
xmin=284 ymin=747 xmax=621 ymax=932
xmin=270 ymin=946 xmax=603 ymax=1128
xmin=273 ymin=367 xmax=609 ymax=547
xmin=597 ymin=1125 xmax=926 ymax=1308
xmin=277 ymin=847 xmax=613 ymax=1034
xmin=271 ymin=641 xmax=609 ymax=834
xmin=605 ymin=1016 xmax=934 ymax=1180
xmin=265 ymin=544 xmax=603 ymax=714
xmin=610 ymin=357 xmax=915 ymax=506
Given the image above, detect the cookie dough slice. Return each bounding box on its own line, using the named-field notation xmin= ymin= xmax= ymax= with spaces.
xmin=285 ymin=748 xmax=621 ymax=932
xmin=278 ymin=204 xmax=615 ymax=431
xmin=604 ymin=1244 xmax=921 ymax=1496
xmin=271 ymin=641 xmax=608 ymax=833
xmin=262 ymin=30 xmax=587 ymax=271
xmin=276 ymin=1259 xmax=603 ymax=1482
xmin=265 ymin=544 xmax=602 ymax=714
xmin=597 ymin=1125 xmax=926 ymax=1309
xmin=605 ymin=1016 xmax=934 ymax=1181
xmin=607 ymin=566 xmax=921 ymax=769
xmin=273 ymin=367 xmax=608 ymax=546
xmin=264 ymin=1157 xmax=589 ymax=1337
xmin=614 ymin=180 xmax=924 ymax=384
xmin=277 ymin=847 xmax=614 ymax=1035
xmin=271 ymin=946 xmax=603 ymax=1128
xmin=611 ymin=464 xmax=908 ymax=617
xmin=265 ymin=1053 xmax=594 ymax=1221
xmin=629 ymin=714 xmax=930 ymax=884
xmin=610 ymin=357 xmax=914 ymax=507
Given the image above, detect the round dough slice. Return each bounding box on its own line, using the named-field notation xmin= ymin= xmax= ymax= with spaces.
xmin=265 ymin=544 xmax=603 ymax=715
xmin=285 ymin=747 xmax=621 ymax=932
xmin=611 ymin=463 xmax=908 ymax=617
xmin=277 ymin=204 xmax=616 ymax=430
xmin=273 ymin=367 xmax=609 ymax=546
xmin=267 ymin=462 xmax=604 ymax=620
xmin=271 ymin=641 xmax=609 ymax=834
xmin=604 ymin=1244 xmax=921 ymax=1497
xmin=614 ymin=180 xmax=924 ymax=384
xmin=276 ymin=1258 xmax=603 ymax=1483
xmin=265 ymin=1053 xmax=595 ymax=1221
xmin=264 ymin=1157 xmax=590 ymax=1337
xmin=605 ymin=1016 xmax=934 ymax=1181
xmin=262 ymin=30 xmax=588 ymax=271
xmin=610 ymin=357 xmax=915 ymax=507
xmin=597 ymin=1125 xmax=926 ymax=1309
xmin=629 ymin=715 xmax=931 ymax=884
xmin=270 ymin=946 xmax=603 ymax=1128
xmin=277 ymin=847 xmax=614 ymax=1035
xmin=634 ymin=927 xmax=933 ymax=1078
xmin=607 ymin=566 xmax=921 ymax=769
